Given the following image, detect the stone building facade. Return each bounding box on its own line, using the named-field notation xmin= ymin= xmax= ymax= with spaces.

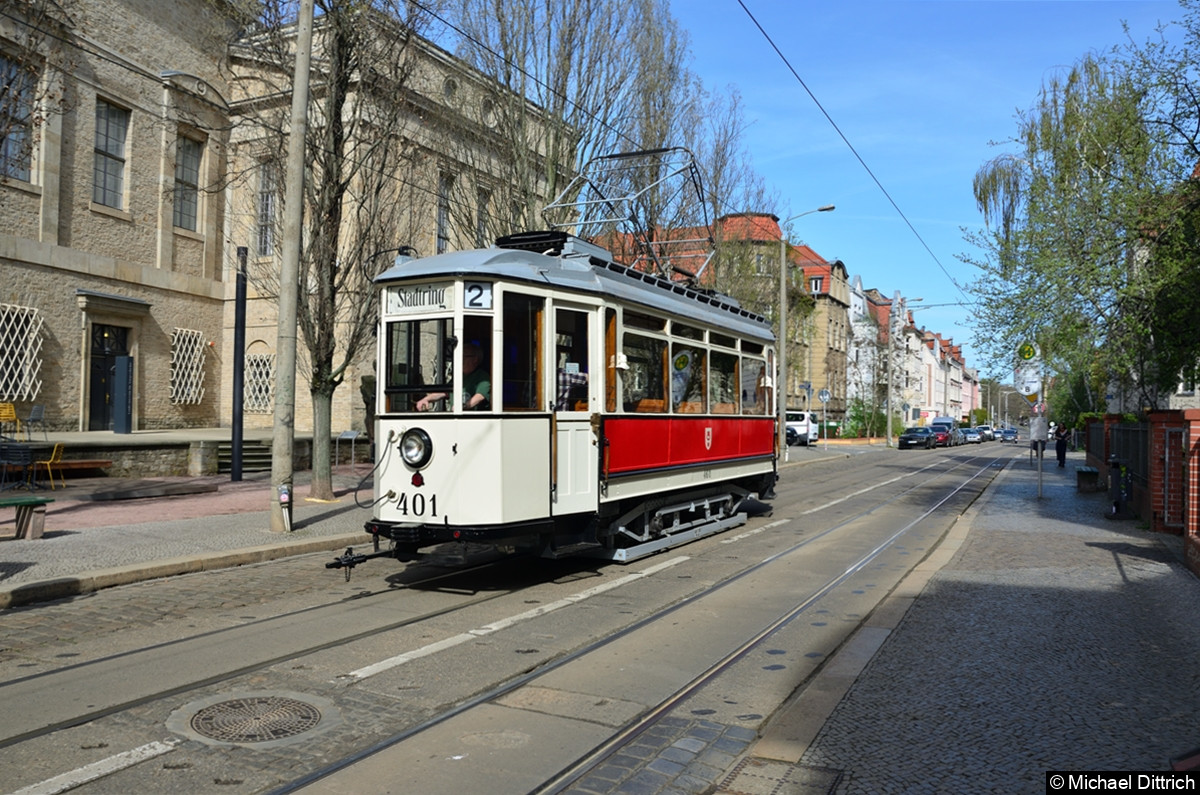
xmin=1 ymin=0 xmax=549 ymax=438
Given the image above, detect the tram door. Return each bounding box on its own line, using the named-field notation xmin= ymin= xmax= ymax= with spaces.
xmin=552 ymin=306 xmax=597 ymax=514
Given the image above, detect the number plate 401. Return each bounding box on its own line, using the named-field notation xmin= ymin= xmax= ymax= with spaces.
xmin=394 ymin=492 xmax=438 ymax=518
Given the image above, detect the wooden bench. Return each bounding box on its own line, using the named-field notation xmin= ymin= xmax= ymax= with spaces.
xmin=57 ymin=459 xmax=113 ymax=473
xmin=0 ymin=495 xmax=55 ymax=539
xmin=1076 ymin=465 xmax=1101 ymax=492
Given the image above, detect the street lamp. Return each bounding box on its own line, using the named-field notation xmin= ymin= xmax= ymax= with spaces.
xmin=778 ymin=204 xmax=835 ymax=457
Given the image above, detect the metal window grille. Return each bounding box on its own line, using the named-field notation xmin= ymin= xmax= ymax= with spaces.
xmin=0 ymin=303 xmax=44 ymax=401
xmin=93 ymin=100 xmax=129 ymax=209
xmin=0 ymin=54 xmax=33 ymax=182
xmin=173 ymin=136 xmax=201 ymax=231
xmin=170 ymin=328 xmax=206 ymax=404
xmin=245 ymin=353 xmax=275 ymax=413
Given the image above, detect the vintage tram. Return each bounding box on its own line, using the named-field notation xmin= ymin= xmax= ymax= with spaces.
xmin=332 ymin=228 xmax=779 ymax=572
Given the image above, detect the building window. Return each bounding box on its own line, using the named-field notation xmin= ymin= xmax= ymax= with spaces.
xmin=0 ymin=302 xmax=45 ymax=401
xmin=245 ymin=353 xmax=276 ymax=413
xmin=256 ymin=163 xmax=276 ymax=257
xmin=1180 ymin=364 xmax=1198 ymax=395
xmin=173 ymin=136 xmax=202 ymax=231
xmin=170 ymin=328 xmax=206 ymax=404
xmin=0 ymin=54 xmax=34 ymax=182
xmin=436 ymin=171 xmax=454 ymax=254
xmin=476 ymin=187 xmax=491 ymax=248
xmin=93 ymin=99 xmax=129 ymax=209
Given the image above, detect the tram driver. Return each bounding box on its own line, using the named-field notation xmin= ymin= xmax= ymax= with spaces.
xmin=416 ymin=342 xmax=491 ymax=411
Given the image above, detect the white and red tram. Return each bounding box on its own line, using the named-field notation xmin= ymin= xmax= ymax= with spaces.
xmin=339 ymin=230 xmax=778 ymax=570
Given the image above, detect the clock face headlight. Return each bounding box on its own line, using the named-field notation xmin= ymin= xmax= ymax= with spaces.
xmin=400 ymin=428 xmax=433 ymax=468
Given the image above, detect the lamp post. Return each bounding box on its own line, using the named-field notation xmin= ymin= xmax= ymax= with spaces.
xmin=778 ymin=205 xmax=835 ymax=458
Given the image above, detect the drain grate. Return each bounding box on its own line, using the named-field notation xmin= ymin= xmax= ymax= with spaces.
xmin=719 ymin=757 xmax=843 ymax=794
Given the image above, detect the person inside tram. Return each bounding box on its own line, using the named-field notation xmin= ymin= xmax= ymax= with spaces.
xmin=416 ymin=342 xmax=491 ymax=411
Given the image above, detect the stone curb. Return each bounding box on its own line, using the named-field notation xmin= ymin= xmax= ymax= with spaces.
xmin=0 ymin=532 xmax=365 ymax=609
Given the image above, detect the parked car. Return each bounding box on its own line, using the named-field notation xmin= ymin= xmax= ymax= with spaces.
xmin=786 ymin=411 xmax=819 ymax=446
xmin=898 ymin=426 xmax=935 ymax=449
xmin=930 ymin=420 xmax=961 ymax=447
xmin=1000 ymin=427 xmax=1018 ymax=443
xmin=930 ymin=426 xmax=952 ymax=447
xmin=786 ymin=426 xmax=801 ymax=446
xmin=976 ymin=424 xmax=994 ymax=441
xmin=962 ymin=427 xmax=982 ymax=444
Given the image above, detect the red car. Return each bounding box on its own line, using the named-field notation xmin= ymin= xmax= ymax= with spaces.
xmin=931 ymin=427 xmax=952 ymax=447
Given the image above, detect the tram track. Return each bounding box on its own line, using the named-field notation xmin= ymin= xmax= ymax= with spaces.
xmin=270 ymin=450 xmax=1013 ymax=794
xmin=0 ymin=448 xmax=1019 ymax=793
xmin=0 ymin=560 xmax=526 ymax=749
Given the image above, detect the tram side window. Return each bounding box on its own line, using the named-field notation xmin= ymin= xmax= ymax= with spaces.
xmin=622 ymin=332 xmax=667 ymax=412
xmin=555 ymin=308 xmax=589 ymax=411
xmin=503 ymin=292 xmax=544 ymax=410
xmin=384 ymin=318 xmax=452 ymax=412
xmin=710 ymin=350 xmax=738 ymax=414
xmin=671 ymin=343 xmax=706 ymax=413
xmin=741 ymin=357 xmax=769 ymax=415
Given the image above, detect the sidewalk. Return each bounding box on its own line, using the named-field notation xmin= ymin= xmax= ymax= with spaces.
xmin=0 ymin=467 xmax=375 ymax=608
xmin=715 ymin=450 xmax=1200 ymax=793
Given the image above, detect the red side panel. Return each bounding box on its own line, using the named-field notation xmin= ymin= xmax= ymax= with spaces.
xmin=604 ymin=416 xmax=775 ymax=475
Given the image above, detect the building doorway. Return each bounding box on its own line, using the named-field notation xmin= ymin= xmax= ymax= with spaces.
xmin=89 ymin=324 xmax=129 ymax=430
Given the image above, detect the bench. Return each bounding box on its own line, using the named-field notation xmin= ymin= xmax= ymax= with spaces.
xmin=1077 ymin=465 xmax=1101 ymax=492
xmin=57 ymin=459 xmax=113 ymax=473
xmin=0 ymin=495 xmax=55 ymax=539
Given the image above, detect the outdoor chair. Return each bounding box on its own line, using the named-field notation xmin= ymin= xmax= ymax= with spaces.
xmin=35 ymin=443 xmax=64 ymax=490
xmin=24 ymin=405 xmax=46 ymax=441
xmin=0 ymin=403 xmax=18 ymax=440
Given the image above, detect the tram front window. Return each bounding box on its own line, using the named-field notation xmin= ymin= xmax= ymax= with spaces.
xmin=383 ymin=318 xmax=453 ymax=412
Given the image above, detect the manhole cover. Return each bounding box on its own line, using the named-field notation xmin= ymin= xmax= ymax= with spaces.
xmin=168 ymin=691 xmax=341 ymax=749
xmin=191 ymin=695 xmax=320 ymax=743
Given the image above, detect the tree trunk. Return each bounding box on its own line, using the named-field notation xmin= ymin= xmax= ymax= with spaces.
xmin=309 ymin=388 xmax=334 ymax=501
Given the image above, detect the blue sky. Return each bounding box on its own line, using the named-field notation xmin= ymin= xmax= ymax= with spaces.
xmin=675 ymin=0 xmax=1181 ymax=379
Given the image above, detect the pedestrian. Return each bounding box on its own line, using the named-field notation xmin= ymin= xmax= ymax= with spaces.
xmin=1055 ymin=423 xmax=1070 ymax=468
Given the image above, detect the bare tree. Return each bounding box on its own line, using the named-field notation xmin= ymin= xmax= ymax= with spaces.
xmin=222 ymin=0 xmax=444 ymax=499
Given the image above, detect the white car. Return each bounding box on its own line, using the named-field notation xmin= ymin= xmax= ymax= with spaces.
xmin=786 ymin=411 xmax=819 ymax=445
xmin=976 ymin=424 xmax=994 ymax=441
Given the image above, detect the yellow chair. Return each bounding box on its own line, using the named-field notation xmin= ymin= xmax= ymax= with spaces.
xmin=35 ymin=443 xmax=63 ymax=490
xmin=0 ymin=403 xmax=19 ymax=439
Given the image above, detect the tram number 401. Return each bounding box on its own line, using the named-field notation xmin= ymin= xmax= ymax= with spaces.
xmin=394 ymin=492 xmax=438 ymax=517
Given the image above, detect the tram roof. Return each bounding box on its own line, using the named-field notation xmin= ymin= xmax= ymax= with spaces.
xmin=374 ymin=233 xmax=775 ymax=343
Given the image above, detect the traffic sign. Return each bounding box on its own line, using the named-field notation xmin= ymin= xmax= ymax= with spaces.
xmin=818 ymin=388 xmax=831 ymax=404
xmin=1017 ymin=342 xmax=1038 ymax=361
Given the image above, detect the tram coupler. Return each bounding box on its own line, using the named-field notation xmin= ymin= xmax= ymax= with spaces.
xmin=326 ymin=546 xmax=396 ymax=581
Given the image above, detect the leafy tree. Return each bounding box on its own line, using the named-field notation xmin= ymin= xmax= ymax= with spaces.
xmin=967 ymin=10 xmax=1200 ymax=411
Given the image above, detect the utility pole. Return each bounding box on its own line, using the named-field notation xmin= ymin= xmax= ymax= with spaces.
xmin=777 ymin=205 xmax=834 ymax=458
xmin=270 ymin=0 xmax=314 ymax=533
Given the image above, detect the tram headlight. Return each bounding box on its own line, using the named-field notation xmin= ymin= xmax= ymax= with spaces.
xmin=399 ymin=428 xmax=433 ymax=468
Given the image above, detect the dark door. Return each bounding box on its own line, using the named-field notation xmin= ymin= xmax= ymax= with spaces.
xmin=89 ymin=324 xmax=129 ymax=431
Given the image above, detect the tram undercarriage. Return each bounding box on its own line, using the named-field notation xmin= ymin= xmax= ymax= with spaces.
xmin=328 ymin=481 xmax=773 ymax=578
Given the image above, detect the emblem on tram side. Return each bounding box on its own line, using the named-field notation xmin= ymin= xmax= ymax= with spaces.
xmin=705 ymin=427 xmax=712 ymax=450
